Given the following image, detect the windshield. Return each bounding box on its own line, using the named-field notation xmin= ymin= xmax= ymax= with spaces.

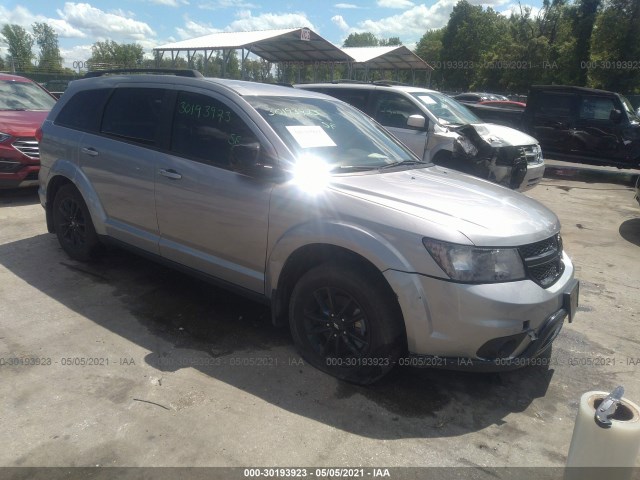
xmin=411 ymin=92 xmax=481 ymax=126
xmin=620 ymin=95 xmax=640 ymax=122
xmin=0 ymin=80 xmax=57 ymax=111
xmin=247 ymin=95 xmax=418 ymax=171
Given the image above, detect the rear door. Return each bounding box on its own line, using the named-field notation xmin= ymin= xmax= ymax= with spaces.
xmin=78 ymin=85 xmax=170 ymax=253
xmin=527 ymin=91 xmax=577 ymax=155
xmin=154 ymin=88 xmax=273 ymax=294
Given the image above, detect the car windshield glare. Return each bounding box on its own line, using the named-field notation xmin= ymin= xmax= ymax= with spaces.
xmin=412 ymin=92 xmax=481 ymax=126
xmin=247 ymin=96 xmax=416 ymax=171
xmin=0 ymin=80 xmax=56 ymax=111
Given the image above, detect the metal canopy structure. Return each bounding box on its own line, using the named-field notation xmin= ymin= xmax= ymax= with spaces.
xmin=342 ymin=46 xmax=433 ymax=84
xmin=153 ymin=28 xmax=353 ymax=78
xmin=153 ymin=29 xmax=432 ymax=84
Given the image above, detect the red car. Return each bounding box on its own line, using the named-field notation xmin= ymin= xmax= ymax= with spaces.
xmin=0 ymin=74 xmax=57 ymax=188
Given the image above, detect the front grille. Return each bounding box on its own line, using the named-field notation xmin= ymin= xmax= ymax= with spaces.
xmin=0 ymin=160 xmax=23 ymax=173
xmin=12 ymin=137 xmax=39 ymax=159
xmin=518 ymin=234 xmax=564 ymax=288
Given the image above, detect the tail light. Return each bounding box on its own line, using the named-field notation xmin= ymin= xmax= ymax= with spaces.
xmin=35 ymin=127 xmax=43 ymax=143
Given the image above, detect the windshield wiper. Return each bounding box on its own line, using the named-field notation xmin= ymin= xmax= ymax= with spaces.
xmin=331 ymin=165 xmax=380 ymax=172
xmin=378 ymin=159 xmax=429 ymax=170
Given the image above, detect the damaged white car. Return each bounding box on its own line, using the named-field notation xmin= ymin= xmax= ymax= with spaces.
xmin=295 ymin=82 xmax=545 ymax=191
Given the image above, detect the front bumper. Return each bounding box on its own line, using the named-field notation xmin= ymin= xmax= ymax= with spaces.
xmin=384 ymin=252 xmax=577 ymax=368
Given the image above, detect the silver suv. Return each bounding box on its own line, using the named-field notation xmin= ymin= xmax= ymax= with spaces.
xmin=38 ymin=71 xmax=579 ymax=384
xmin=295 ymin=82 xmax=545 ymax=191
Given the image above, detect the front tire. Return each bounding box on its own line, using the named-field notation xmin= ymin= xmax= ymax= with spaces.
xmin=289 ymin=262 xmax=405 ymax=384
xmin=52 ymin=184 xmax=101 ymax=261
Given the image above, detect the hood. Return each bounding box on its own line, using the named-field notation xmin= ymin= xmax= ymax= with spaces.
xmin=329 ymin=166 xmax=559 ymax=246
xmin=467 ymin=123 xmax=538 ymax=147
xmin=0 ymin=110 xmax=49 ymax=137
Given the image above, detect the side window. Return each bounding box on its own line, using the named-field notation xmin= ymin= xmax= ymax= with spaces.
xmin=326 ymin=89 xmax=369 ymax=113
xmin=579 ymin=96 xmax=617 ymax=121
xmin=533 ymin=93 xmax=574 ymax=122
xmin=55 ymin=89 xmax=111 ymax=132
xmin=101 ymin=88 xmax=167 ymax=146
xmin=171 ymin=91 xmax=258 ymax=169
xmin=372 ymin=92 xmax=422 ymax=129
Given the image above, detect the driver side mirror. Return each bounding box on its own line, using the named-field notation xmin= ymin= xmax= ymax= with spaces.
xmin=407 ymin=114 xmax=427 ymax=131
xmin=230 ymin=143 xmax=280 ymax=178
xmin=609 ymin=109 xmax=623 ymax=124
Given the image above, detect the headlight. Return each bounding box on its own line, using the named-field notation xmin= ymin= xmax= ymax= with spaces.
xmin=0 ymin=132 xmax=12 ymax=143
xmin=423 ymin=238 xmax=526 ymax=283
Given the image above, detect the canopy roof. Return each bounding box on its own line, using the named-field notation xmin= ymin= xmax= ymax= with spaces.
xmin=342 ymin=46 xmax=433 ymax=71
xmin=154 ymin=28 xmax=353 ymax=63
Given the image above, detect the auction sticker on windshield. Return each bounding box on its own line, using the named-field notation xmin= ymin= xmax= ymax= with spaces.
xmin=286 ymin=125 xmax=337 ymax=148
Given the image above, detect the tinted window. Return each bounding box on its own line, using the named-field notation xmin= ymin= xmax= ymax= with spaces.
xmin=101 ymin=88 xmax=166 ymax=146
xmin=171 ymin=91 xmax=258 ymax=169
xmin=372 ymin=92 xmax=422 ymax=128
xmin=55 ymin=89 xmax=111 ymax=132
xmin=579 ymin=96 xmax=616 ymax=121
xmin=533 ymin=93 xmax=574 ymax=120
xmin=323 ymin=89 xmax=369 ymax=112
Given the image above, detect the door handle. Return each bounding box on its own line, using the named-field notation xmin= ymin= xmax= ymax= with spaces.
xmin=159 ymin=169 xmax=182 ymax=180
xmin=81 ymin=147 xmax=99 ymax=157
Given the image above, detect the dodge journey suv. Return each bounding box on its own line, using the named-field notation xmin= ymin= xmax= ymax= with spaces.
xmin=38 ymin=70 xmax=578 ymax=384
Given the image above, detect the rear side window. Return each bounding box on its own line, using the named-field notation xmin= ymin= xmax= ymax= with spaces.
xmin=324 ymin=89 xmax=369 ymax=113
xmin=101 ymin=88 xmax=167 ymax=146
xmin=533 ymin=93 xmax=575 ymax=121
xmin=55 ymin=88 xmax=111 ymax=132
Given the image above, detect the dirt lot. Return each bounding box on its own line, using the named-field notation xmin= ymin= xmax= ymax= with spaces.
xmin=1 ymin=162 xmax=639 ymax=475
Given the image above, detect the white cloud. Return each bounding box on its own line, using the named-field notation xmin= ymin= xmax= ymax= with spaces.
xmin=0 ymin=5 xmax=86 ymax=38
xmin=348 ymin=0 xmax=458 ymax=42
xmin=149 ymin=0 xmax=190 ymax=6
xmin=332 ymin=15 xmax=350 ymax=31
xmin=335 ymin=3 xmax=360 ymax=8
xmin=175 ymin=18 xmax=222 ymax=39
xmin=377 ymin=0 xmax=415 ymax=8
xmin=225 ymin=10 xmax=316 ymax=32
xmin=56 ymin=3 xmax=156 ymax=41
xmin=60 ymin=44 xmax=93 ymax=68
xmin=198 ymin=0 xmax=260 ymax=9
xmin=499 ymin=3 xmax=542 ymax=18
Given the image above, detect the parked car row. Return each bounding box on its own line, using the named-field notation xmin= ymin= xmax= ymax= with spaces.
xmin=295 ymin=82 xmax=545 ymax=191
xmin=36 ymin=69 xmax=579 ymax=383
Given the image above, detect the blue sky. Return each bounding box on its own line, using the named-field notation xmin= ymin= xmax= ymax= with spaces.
xmin=0 ymin=0 xmax=542 ymax=69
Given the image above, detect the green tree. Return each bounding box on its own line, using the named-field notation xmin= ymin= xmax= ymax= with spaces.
xmin=589 ymin=0 xmax=640 ymax=92
xmin=569 ymin=0 xmax=601 ymax=85
xmin=343 ymin=32 xmax=379 ymax=47
xmin=439 ymin=1 xmax=506 ymax=91
xmin=1 ymin=24 xmax=34 ymax=72
xmin=32 ymin=22 xmax=63 ymax=73
xmin=380 ymin=37 xmax=402 ymax=46
xmin=415 ymin=29 xmax=444 ymax=88
xmin=89 ymin=40 xmax=144 ymax=69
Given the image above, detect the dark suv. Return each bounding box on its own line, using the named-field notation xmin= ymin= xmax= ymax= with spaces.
xmin=0 ymin=74 xmax=57 ymax=188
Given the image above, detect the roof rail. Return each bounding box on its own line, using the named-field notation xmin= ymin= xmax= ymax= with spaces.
xmin=84 ymin=69 xmax=203 ymax=78
xmin=329 ymin=79 xmax=368 ymax=84
xmin=372 ymin=80 xmax=410 ymax=86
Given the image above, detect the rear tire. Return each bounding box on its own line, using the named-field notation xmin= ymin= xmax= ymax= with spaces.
xmin=289 ymin=262 xmax=405 ymax=384
xmin=52 ymin=184 xmax=102 ymax=261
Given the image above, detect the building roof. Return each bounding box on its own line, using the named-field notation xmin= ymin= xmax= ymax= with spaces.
xmin=154 ymin=28 xmax=353 ymax=64
xmin=342 ymin=46 xmax=433 ymax=71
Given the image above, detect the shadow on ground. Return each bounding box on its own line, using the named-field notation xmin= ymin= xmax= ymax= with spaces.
xmin=0 ymin=233 xmax=555 ymax=440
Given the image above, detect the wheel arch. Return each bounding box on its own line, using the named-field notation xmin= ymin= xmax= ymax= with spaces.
xmin=267 ymin=228 xmax=409 ymax=341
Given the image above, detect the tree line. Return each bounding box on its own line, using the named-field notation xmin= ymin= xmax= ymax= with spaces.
xmin=2 ymin=0 xmax=639 ymax=94
xmin=416 ymin=0 xmax=640 ymax=93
